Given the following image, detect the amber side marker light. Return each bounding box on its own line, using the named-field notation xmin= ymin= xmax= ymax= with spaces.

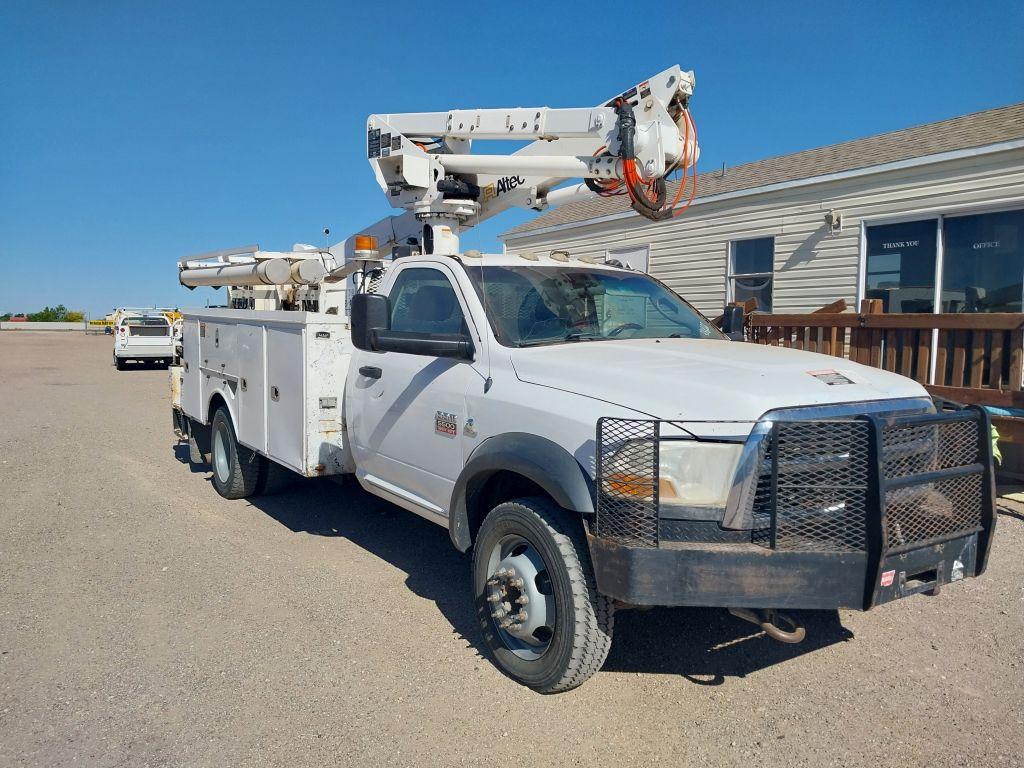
xmin=602 ymin=473 xmax=678 ymax=502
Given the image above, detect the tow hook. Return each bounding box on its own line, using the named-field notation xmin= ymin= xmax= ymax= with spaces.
xmin=728 ymin=608 xmax=806 ymax=644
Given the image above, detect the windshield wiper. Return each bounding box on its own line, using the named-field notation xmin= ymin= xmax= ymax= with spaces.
xmin=516 ymin=338 xmax=562 ymax=348
xmin=517 ymin=332 xmax=604 ymax=348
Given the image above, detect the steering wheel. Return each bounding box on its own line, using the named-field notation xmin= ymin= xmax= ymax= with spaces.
xmin=607 ymin=322 xmax=644 ymax=337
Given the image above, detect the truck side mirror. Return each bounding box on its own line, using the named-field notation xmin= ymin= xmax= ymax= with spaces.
xmin=721 ymin=305 xmax=745 ymax=341
xmin=351 ymin=293 xmax=390 ymax=351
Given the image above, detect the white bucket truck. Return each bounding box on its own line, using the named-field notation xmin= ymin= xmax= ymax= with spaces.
xmin=170 ymin=66 xmax=996 ymax=691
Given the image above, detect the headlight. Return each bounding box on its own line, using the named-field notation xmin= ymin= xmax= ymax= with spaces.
xmin=602 ymin=440 xmax=743 ymax=519
xmin=659 ymin=441 xmax=743 ymax=517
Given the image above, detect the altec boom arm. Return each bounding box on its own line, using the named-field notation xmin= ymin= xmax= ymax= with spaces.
xmin=345 ymin=64 xmax=698 ymax=260
xmin=178 ymin=65 xmax=699 ymax=291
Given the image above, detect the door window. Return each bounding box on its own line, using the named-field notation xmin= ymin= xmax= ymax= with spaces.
xmin=865 ymin=220 xmax=937 ymax=313
xmin=941 ymin=209 xmax=1024 ymax=313
xmin=388 ymin=268 xmax=467 ymax=335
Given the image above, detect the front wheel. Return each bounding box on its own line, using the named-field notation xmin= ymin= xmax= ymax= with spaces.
xmin=472 ymin=497 xmax=614 ymax=693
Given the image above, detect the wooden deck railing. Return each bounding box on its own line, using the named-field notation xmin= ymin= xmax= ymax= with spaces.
xmin=747 ymin=301 xmax=1024 ymax=408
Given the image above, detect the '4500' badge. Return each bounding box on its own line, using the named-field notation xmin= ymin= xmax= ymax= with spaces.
xmin=435 ymin=411 xmax=458 ymax=437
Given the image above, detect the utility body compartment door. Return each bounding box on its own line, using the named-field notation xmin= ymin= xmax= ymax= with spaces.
xmin=266 ymin=325 xmax=304 ymax=472
xmin=180 ymin=318 xmax=203 ymax=420
xmin=235 ymin=323 xmax=266 ymax=452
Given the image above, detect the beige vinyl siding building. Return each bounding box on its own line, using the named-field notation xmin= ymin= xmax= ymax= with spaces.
xmin=500 ymin=104 xmax=1024 ymax=319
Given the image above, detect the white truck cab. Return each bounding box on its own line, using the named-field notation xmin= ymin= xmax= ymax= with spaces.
xmin=114 ymin=313 xmax=174 ymax=370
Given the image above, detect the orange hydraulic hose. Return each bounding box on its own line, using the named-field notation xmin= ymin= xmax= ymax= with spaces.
xmin=673 ymin=111 xmax=698 ymax=217
xmin=665 ymin=110 xmax=691 ymax=213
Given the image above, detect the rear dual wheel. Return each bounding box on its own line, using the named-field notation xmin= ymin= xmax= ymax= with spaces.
xmin=210 ymin=406 xmax=261 ymax=499
xmin=208 ymin=407 xmax=295 ymax=499
xmin=472 ymin=497 xmax=614 ymax=693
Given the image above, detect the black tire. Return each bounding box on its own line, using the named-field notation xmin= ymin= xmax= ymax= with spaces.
xmin=114 ymin=357 xmax=126 ymax=371
xmin=210 ymin=406 xmax=260 ymax=499
xmin=255 ymin=457 xmax=295 ymax=496
xmin=472 ymin=497 xmax=614 ymax=693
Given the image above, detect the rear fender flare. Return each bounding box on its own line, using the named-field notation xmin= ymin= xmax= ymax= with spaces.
xmin=204 ymin=383 xmax=238 ymax=427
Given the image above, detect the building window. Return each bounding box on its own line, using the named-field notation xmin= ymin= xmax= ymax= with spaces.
xmin=941 ymin=209 xmax=1024 ymax=313
xmin=862 ymin=209 xmax=1024 ymax=314
xmin=729 ymin=237 xmax=774 ymax=312
xmin=865 ymin=219 xmax=937 ymax=313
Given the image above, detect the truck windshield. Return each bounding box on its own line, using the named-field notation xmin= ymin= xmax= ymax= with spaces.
xmin=466 ymin=265 xmax=724 ymax=347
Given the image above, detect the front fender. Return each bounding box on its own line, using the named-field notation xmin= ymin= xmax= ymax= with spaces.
xmin=448 ymin=432 xmax=595 ymax=552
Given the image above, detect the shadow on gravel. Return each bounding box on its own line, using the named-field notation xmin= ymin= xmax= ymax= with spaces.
xmin=605 ymin=607 xmax=852 ymax=684
xmin=216 ymin=469 xmax=855 ymax=683
xmin=996 ymin=502 xmax=1024 ymax=523
xmin=172 ymin=444 xmax=213 ymax=474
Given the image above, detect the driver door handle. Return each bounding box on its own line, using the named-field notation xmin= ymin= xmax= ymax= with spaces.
xmin=359 ymin=365 xmax=382 ymax=379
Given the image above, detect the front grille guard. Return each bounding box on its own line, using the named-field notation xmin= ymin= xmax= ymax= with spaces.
xmin=595 ymin=406 xmax=996 ymax=566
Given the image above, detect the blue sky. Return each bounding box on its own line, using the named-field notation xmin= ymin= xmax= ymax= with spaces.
xmin=1 ymin=0 xmax=1022 ymax=317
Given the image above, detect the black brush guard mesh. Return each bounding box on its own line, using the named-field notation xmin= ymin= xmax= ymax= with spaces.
xmin=595 ymin=418 xmax=661 ymax=546
xmin=596 ymin=407 xmax=995 ymax=560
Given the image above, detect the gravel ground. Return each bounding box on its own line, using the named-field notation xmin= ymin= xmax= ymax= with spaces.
xmin=1 ymin=332 xmax=1022 ymax=768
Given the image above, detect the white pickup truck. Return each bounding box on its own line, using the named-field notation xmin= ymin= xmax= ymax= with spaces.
xmin=171 ymin=251 xmax=996 ymax=692
xmin=114 ymin=314 xmax=174 ymax=370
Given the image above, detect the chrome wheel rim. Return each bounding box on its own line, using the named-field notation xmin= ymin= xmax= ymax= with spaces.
xmin=485 ymin=534 xmax=555 ymax=660
xmin=213 ymin=426 xmax=230 ymax=484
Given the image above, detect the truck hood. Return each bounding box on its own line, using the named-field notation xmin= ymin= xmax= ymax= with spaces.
xmin=509 ymin=338 xmax=930 ymax=437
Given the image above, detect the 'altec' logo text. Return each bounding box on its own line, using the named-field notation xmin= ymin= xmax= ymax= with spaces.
xmin=481 ymin=176 xmax=526 ymax=203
